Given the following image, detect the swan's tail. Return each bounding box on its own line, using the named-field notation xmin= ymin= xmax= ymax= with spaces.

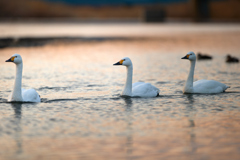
xmin=224 ymin=85 xmax=230 ymax=92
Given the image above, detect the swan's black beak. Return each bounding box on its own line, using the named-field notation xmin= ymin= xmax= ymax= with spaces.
xmin=113 ymin=62 xmax=121 ymax=65
xmin=181 ymin=55 xmax=188 ymax=59
xmin=5 ymin=58 xmax=12 ymax=62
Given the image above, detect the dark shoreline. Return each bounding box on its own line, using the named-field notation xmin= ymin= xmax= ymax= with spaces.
xmin=0 ymin=36 xmax=134 ymax=49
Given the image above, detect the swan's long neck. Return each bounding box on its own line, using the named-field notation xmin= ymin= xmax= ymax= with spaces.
xmin=11 ymin=63 xmax=23 ymax=101
xmin=122 ymin=65 xmax=133 ymax=96
xmin=184 ymin=60 xmax=195 ymax=93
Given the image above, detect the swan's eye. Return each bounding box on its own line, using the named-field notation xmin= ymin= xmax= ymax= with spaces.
xmin=15 ymin=56 xmax=17 ymax=58
xmin=123 ymin=59 xmax=125 ymax=61
xmin=190 ymin=54 xmax=192 ymax=55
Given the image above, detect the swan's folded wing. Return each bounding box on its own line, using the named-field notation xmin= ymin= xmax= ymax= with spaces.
xmin=22 ymin=88 xmax=41 ymax=102
xmin=132 ymin=82 xmax=145 ymax=88
xmin=132 ymin=82 xmax=160 ymax=97
xmin=193 ymin=79 xmax=229 ymax=93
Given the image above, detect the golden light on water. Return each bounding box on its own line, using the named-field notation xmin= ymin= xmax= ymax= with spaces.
xmin=0 ymin=23 xmax=240 ymax=160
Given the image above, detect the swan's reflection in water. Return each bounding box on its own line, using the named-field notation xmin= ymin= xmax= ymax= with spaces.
xmin=123 ymin=97 xmax=133 ymax=158
xmin=185 ymin=95 xmax=197 ymax=156
xmin=11 ymin=103 xmax=23 ymax=155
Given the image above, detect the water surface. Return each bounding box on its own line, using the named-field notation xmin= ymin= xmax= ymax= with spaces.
xmin=0 ymin=23 xmax=240 ymax=160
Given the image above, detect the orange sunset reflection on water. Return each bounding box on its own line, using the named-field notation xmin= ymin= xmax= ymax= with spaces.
xmin=0 ymin=23 xmax=240 ymax=160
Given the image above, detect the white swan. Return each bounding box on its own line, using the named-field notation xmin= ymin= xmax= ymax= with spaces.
xmin=5 ymin=54 xmax=41 ymax=102
xmin=181 ymin=52 xmax=229 ymax=94
xmin=113 ymin=57 xmax=160 ymax=97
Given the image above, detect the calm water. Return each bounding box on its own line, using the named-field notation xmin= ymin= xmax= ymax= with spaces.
xmin=0 ymin=23 xmax=240 ymax=160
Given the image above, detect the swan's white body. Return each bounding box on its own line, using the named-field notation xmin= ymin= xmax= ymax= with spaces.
xmin=114 ymin=57 xmax=159 ymax=97
xmin=6 ymin=54 xmax=41 ymax=102
xmin=182 ymin=52 xmax=229 ymax=94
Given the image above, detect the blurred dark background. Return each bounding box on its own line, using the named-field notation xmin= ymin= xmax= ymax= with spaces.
xmin=0 ymin=0 xmax=239 ymax=22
